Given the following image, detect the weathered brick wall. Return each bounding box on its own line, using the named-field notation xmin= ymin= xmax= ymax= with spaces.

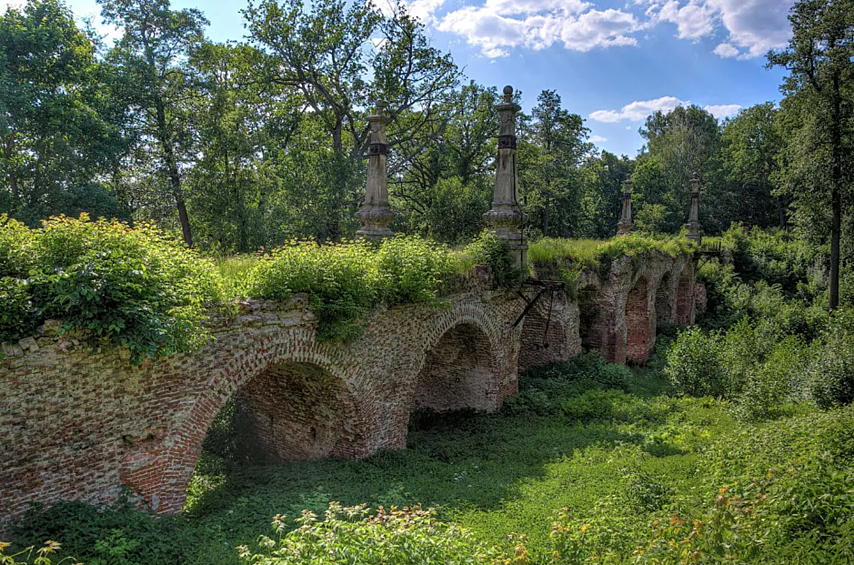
xmin=0 ymin=254 xmax=697 ymax=535
xmin=518 ymin=286 xmax=581 ymax=372
xmin=577 ymin=253 xmax=696 ymax=364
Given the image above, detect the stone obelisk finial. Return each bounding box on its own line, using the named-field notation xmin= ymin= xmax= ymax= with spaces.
xmin=483 ymin=85 xmax=527 ymax=269
xmin=685 ymin=172 xmax=702 ymax=243
xmin=356 ymin=101 xmax=397 ymax=240
xmin=616 ymin=176 xmax=634 ymax=236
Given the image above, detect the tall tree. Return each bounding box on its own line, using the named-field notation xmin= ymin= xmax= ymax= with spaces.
xmin=243 ymin=0 xmax=458 ymax=240
xmin=0 ymin=0 xmax=125 ymax=223
xmin=716 ymin=103 xmax=788 ymax=230
xmin=520 ymin=90 xmax=591 ymax=237
xmin=638 ymin=105 xmax=720 ymax=233
xmin=99 ymin=0 xmax=208 ymax=246
xmin=769 ymin=0 xmax=854 ymax=310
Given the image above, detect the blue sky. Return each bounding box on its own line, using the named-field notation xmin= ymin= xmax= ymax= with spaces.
xmin=3 ymin=0 xmax=795 ymax=157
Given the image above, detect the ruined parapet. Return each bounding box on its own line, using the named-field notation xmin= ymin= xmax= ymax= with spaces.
xmin=616 ymin=176 xmax=634 ymax=236
xmin=685 ymin=173 xmax=702 ymax=243
xmin=356 ymin=101 xmax=397 ymax=240
xmin=483 ymin=85 xmax=527 ymax=269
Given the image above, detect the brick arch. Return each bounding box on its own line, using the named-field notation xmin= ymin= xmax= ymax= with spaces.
xmin=406 ymin=302 xmax=505 ymax=414
xmin=126 ymin=328 xmax=371 ymax=514
xmin=654 ymin=270 xmax=675 ymax=329
xmin=625 ymin=275 xmax=653 ymax=365
xmin=675 ymin=264 xmax=695 ymax=326
xmin=518 ymin=289 xmax=578 ymax=372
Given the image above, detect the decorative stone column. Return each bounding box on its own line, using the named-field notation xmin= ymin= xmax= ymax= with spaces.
xmin=685 ymin=173 xmax=702 ymax=243
xmin=483 ymin=85 xmax=527 ymax=269
xmin=616 ymin=176 xmax=634 ymax=236
xmin=355 ymin=101 xmax=397 ymax=240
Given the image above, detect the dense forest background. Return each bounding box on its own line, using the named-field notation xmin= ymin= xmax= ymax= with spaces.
xmin=2 ymin=0 xmax=853 ymax=300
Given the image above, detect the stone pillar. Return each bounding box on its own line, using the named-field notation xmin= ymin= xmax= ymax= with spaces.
xmin=356 ymin=101 xmax=397 ymax=240
xmin=616 ymin=176 xmax=634 ymax=236
xmin=483 ymin=85 xmax=527 ymax=269
xmin=685 ymin=173 xmax=701 ymax=243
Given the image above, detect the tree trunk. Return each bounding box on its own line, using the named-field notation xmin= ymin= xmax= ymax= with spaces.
xmin=829 ymin=68 xmax=843 ymax=311
xmin=830 ymin=185 xmax=841 ymax=310
xmin=542 ymin=195 xmax=550 ymax=237
xmin=156 ymin=100 xmax=193 ymax=247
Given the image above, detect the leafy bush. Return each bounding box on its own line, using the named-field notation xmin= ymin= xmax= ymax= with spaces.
xmin=11 ymin=499 xmax=186 ymax=565
xmin=806 ymin=316 xmax=854 ymax=410
xmin=237 ymin=504 xmax=505 ymax=565
xmin=461 ymin=230 xmax=527 ymax=288
xmin=374 ymin=236 xmax=458 ymax=304
xmin=665 ymin=327 xmax=725 ymax=397
xmin=245 ymin=236 xmax=461 ymax=341
xmin=0 ymin=215 xmax=224 ymax=362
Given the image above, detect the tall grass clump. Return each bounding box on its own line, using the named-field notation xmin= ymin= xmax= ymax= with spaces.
xmin=245 ymin=235 xmax=461 ymax=340
xmin=0 ymin=214 xmax=224 ymax=362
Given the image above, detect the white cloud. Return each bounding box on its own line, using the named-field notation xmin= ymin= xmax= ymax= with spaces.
xmin=656 ymin=1 xmax=715 ymax=40
xmin=643 ymin=0 xmax=796 ymax=58
xmin=704 ymin=103 xmax=741 ymax=118
xmin=713 ymin=42 xmax=740 ymax=58
xmin=589 ymin=95 xmax=687 ymax=122
xmin=590 ymin=96 xmax=741 ymax=122
xmin=707 ymin=0 xmax=795 ymax=58
xmin=437 ymin=1 xmax=640 ymax=57
xmin=589 ymin=135 xmax=608 ymax=142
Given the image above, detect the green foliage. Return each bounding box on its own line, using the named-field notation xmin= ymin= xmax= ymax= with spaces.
xmin=0 ymin=541 xmax=77 ymax=565
xmin=664 ymin=327 xmax=724 ymax=397
xmin=462 ymin=231 xmax=527 ymax=288
xmin=0 ymin=215 xmax=224 ymax=362
xmin=12 ymin=498 xmax=186 ymax=565
xmin=806 ymin=314 xmax=854 ymax=409
xmin=236 ymin=504 xmax=504 ymax=565
xmin=246 ymin=235 xmax=464 ymax=340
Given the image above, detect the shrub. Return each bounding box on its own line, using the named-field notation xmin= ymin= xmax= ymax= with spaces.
xmin=236 ymin=504 xmax=505 ymax=565
xmin=245 ymin=240 xmax=380 ymax=341
xmin=12 ymin=499 xmax=186 ymax=565
xmin=462 ymin=231 xmax=526 ymax=288
xmin=0 ymin=215 xmax=224 ymax=362
xmin=374 ymin=236 xmax=457 ymax=304
xmin=245 ymin=235 xmax=461 ymax=341
xmin=665 ymin=327 xmax=724 ymax=397
xmin=806 ymin=320 xmax=854 ymax=410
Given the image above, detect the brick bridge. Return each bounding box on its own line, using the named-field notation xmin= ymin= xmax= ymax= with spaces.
xmin=1 ymin=85 xmax=706 ymax=534
xmin=0 ymin=252 xmax=699 ymax=533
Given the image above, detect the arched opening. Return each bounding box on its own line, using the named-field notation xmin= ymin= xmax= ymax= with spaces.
xmin=411 ymin=323 xmax=496 ymax=413
xmin=200 ymin=362 xmax=358 ymax=466
xmin=655 ymin=272 xmax=674 ymax=330
xmin=675 ymin=266 xmax=694 ymax=326
xmin=519 ymin=295 xmax=569 ymax=372
xmin=625 ymin=277 xmax=652 ymax=365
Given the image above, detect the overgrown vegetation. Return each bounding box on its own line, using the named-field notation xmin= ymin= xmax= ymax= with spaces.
xmin=665 ymin=225 xmax=853 ymax=421
xmin=528 ymin=234 xmax=696 ymax=291
xmin=0 ymin=214 xmax=224 ymax=362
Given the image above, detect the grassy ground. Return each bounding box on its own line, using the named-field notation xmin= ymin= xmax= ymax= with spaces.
xmin=178 ymin=343 xmax=737 ymax=564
